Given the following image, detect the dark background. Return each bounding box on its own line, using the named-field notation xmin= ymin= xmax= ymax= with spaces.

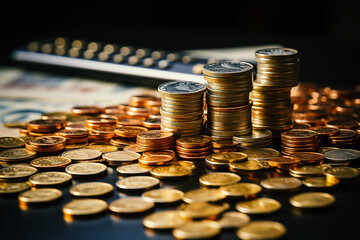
xmin=0 ymin=0 xmax=359 ymax=87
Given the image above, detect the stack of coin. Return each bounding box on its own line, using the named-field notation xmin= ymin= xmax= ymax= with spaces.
xmin=211 ymin=139 xmax=238 ymax=153
xmin=328 ymin=129 xmax=360 ymax=148
xmin=175 ymin=135 xmax=213 ymax=160
xmin=138 ymin=150 xmax=176 ymax=166
xmin=203 ymin=61 xmax=253 ymax=140
xmin=158 ymin=81 xmax=206 ymax=138
xmin=27 ymin=119 xmax=65 ymax=137
xmin=56 ymin=129 xmax=89 ymax=144
xmin=281 ymin=129 xmax=319 ymax=155
xmin=136 ymin=130 xmax=175 ymax=151
xmin=85 ymin=117 xmax=117 ymax=131
xmin=251 ymin=48 xmax=299 ymax=147
xmin=233 ymin=130 xmax=273 ymax=148
xmin=25 ymin=136 xmax=67 ymax=153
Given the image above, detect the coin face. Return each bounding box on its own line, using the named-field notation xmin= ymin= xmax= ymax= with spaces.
xmin=65 ymin=162 xmax=107 ymax=177
xmin=30 ymin=136 xmax=67 ymax=145
xmin=324 ymin=149 xmax=360 ymax=162
xmin=29 ymin=171 xmax=72 ymax=186
xmin=116 ymin=176 xmax=160 ymax=191
xmin=69 ymin=182 xmax=114 ymax=197
xmin=182 ymin=188 xmax=225 ymax=203
xmin=150 ymin=165 xmax=192 ymax=179
xmin=0 ymin=137 xmax=25 ymax=149
xmin=172 ymin=220 xmax=221 ymax=239
xmin=256 ymin=48 xmax=298 ymax=56
xmin=260 ymin=177 xmax=302 ymax=191
xmin=143 ymin=210 xmax=187 ymax=229
xmin=30 ymin=156 xmax=72 ymax=169
xmin=236 ymin=221 xmax=287 ymax=240
xmin=289 ymin=192 xmax=335 ymax=208
xmin=158 ymin=81 xmax=206 ymax=94
xmin=302 ymin=176 xmax=339 ymax=188
xmin=142 ymin=188 xmax=184 ymax=203
xmin=62 ymin=149 xmax=102 ymax=161
xmin=203 ymin=61 xmax=253 ymax=77
xmin=109 ymin=197 xmax=154 ymax=214
xmin=235 ymin=198 xmax=281 ymax=214
xmin=0 ymin=165 xmax=38 ymax=180
xmin=176 ymin=135 xmax=212 ymax=148
xmin=199 ymin=172 xmax=241 ymax=187
xmin=219 ymin=183 xmax=262 ymax=199
xmin=18 ymin=188 xmax=62 ymax=204
xmin=0 ymin=148 xmax=37 ymax=161
xmin=102 ymin=150 xmax=141 ymax=164
xmin=62 ymin=198 xmax=108 ymax=216
xmin=0 ymin=181 xmax=31 ymax=194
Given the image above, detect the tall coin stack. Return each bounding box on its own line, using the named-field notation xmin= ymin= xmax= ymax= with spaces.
xmin=251 ymin=48 xmax=300 ymax=148
xmin=202 ymin=61 xmax=253 ymax=140
xmin=158 ymin=81 xmax=206 ymax=138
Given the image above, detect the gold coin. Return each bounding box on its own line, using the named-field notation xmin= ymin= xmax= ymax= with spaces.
xmin=102 ymin=150 xmax=141 ymax=165
xmin=219 ymin=183 xmax=262 ymax=199
xmin=216 ymin=211 xmax=250 ymax=229
xmin=143 ymin=210 xmax=187 ymax=229
xmin=260 ymin=177 xmax=302 ymax=192
xmin=65 ymin=162 xmax=107 ymax=177
xmin=116 ymin=163 xmax=152 ymax=175
xmin=18 ymin=188 xmax=62 ymax=205
xmin=289 ymin=192 xmax=335 ymax=208
xmin=150 ymin=165 xmax=192 ymax=179
xmin=233 ymin=130 xmax=272 ymax=143
xmin=62 ymin=198 xmax=108 ymax=217
xmin=0 ymin=148 xmax=37 ymax=162
xmin=289 ymin=164 xmax=328 ymax=177
xmin=229 ymin=159 xmax=264 ymax=172
xmin=176 ymin=135 xmax=212 ymax=148
xmin=69 ymin=182 xmax=114 ymax=197
xmin=29 ymin=171 xmax=72 ymax=187
xmin=238 ymin=148 xmax=281 ymax=160
xmin=177 ymin=202 xmax=230 ymax=220
xmin=173 ymin=160 xmax=196 ymax=170
xmin=109 ymin=197 xmax=154 ymax=214
xmin=199 ymin=172 xmax=240 ymax=187
xmin=82 ymin=144 xmax=118 ymax=153
xmin=0 ymin=165 xmax=38 ymax=181
xmin=302 ymin=176 xmax=339 ymax=188
xmin=30 ymin=156 xmax=72 ymax=169
xmin=62 ymin=149 xmax=102 ymax=161
xmin=182 ymin=188 xmax=226 ymax=203
xmin=0 ymin=137 xmax=25 ymax=149
xmin=236 ymin=220 xmax=287 ymax=240
xmin=324 ymin=166 xmax=359 ymax=182
xmin=0 ymin=181 xmax=31 ymax=195
xmin=172 ymin=220 xmax=221 ymax=239
xmin=212 ymin=152 xmax=248 ymax=163
xmin=141 ymin=188 xmax=184 ymax=204
xmin=235 ymin=197 xmax=281 ymax=214
xmin=116 ymin=176 xmax=160 ymax=191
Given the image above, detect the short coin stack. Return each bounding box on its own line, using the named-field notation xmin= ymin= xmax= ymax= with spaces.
xmin=175 ymin=135 xmax=213 ymax=160
xmin=251 ymin=48 xmax=300 ymax=147
xmin=233 ymin=130 xmax=273 ymax=148
xmin=281 ymin=129 xmax=319 ymax=155
xmin=158 ymin=81 xmax=206 ymax=138
xmin=136 ymin=130 xmax=175 ymax=151
xmin=202 ymin=61 xmax=253 ymax=140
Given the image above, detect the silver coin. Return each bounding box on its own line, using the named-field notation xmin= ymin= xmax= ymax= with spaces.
xmin=324 ymin=149 xmax=360 ymax=162
xmin=158 ymin=81 xmax=206 ymax=95
xmin=203 ymin=61 xmax=253 ymax=77
xmin=255 ymin=48 xmax=298 ymax=56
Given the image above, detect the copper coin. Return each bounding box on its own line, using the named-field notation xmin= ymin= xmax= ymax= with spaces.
xmin=310 ymin=126 xmax=340 ymax=137
xmin=176 ymin=145 xmax=213 ymax=153
xmin=28 ymin=119 xmax=65 ymax=133
xmin=71 ymin=105 xmax=104 ymax=115
xmin=138 ymin=150 xmax=175 ymax=165
xmin=267 ymin=156 xmax=301 ymax=170
xmin=176 ymin=135 xmax=212 ymax=149
xmin=117 ymin=118 xmax=144 ymax=126
xmin=290 ymin=152 xmax=324 ymax=164
xmin=281 ymin=129 xmax=318 ymax=140
xmin=143 ymin=118 xmax=161 ymax=129
xmin=123 ymin=144 xmax=147 ymax=153
xmin=329 ymin=129 xmax=357 ymax=140
xmin=56 ymin=129 xmax=89 ymax=138
xmin=115 ymin=126 xmax=148 ymax=138
xmin=326 ymin=120 xmax=359 ymax=130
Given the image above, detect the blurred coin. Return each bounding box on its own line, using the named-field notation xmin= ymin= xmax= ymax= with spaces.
xmin=0 ymin=137 xmax=25 ymax=149
xmin=69 ymin=182 xmax=113 ymax=198
xmin=302 ymin=176 xmax=339 ymax=188
xmin=143 ymin=210 xmax=186 ymax=229
xmin=142 ymin=188 xmax=184 ymax=204
xmin=199 ymin=172 xmax=240 ymax=187
xmin=216 ymin=211 xmax=250 ymax=229
xmin=235 ymin=197 xmax=281 ymax=214
xmin=236 ymin=220 xmax=286 ymax=240
xmin=116 ymin=176 xmax=160 ymax=192
xmin=109 ymin=197 xmax=154 ymax=214
xmin=65 ymin=162 xmax=107 ymax=177
xmin=102 ymin=150 xmax=141 ymax=165
xmin=150 ymin=165 xmax=192 ymax=179
xmin=260 ymin=177 xmax=302 ymax=192
xmin=116 ymin=163 xmax=152 ymax=175
xmin=323 ymin=149 xmax=360 ymax=162
xmin=0 ymin=165 xmax=38 ymax=181
xmin=62 ymin=198 xmax=107 ymax=217
xmin=0 ymin=181 xmax=31 ymax=195
xmin=62 ymin=149 xmax=102 ymax=161
xmin=30 ymin=156 xmax=72 ymax=169
xmin=29 ymin=171 xmax=72 ymax=187
xmin=18 ymin=188 xmax=62 ymax=206
xmin=0 ymin=148 xmax=37 ymax=162
xmin=289 ymin=192 xmax=335 ymax=208
xmin=172 ymin=220 xmax=221 ymax=240
xmin=182 ymin=188 xmax=225 ymax=203
xmin=177 ymin=202 xmax=229 ymax=220
xmin=219 ymin=182 xmax=262 ymax=199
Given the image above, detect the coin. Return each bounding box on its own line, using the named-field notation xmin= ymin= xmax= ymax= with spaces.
xmin=182 ymin=188 xmax=225 ymax=203
xmin=27 ymin=119 xmax=65 ymax=133
xmin=30 ymin=156 xmax=72 ymax=169
xmin=116 ymin=163 xmax=152 ymax=175
xmin=143 ymin=210 xmax=187 ymax=229
xmin=203 ymin=61 xmax=253 ymax=77
xmin=141 ymin=188 xmax=184 ymax=204
xmin=0 ymin=148 xmax=37 ymax=162
xmin=260 ymin=177 xmax=302 ymax=192
xmin=219 ymin=182 xmax=262 ymax=199
xmin=65 ymin=162 xmax=107 ymax=177
xmin=236 ymin=220 xmax=287 ymax=240
xmin=116 ymin=176 xmax=160 ymax=191
xmin=102 ymin=150 xmax=141 ymax=165
xmin=302 ymin=176 xmax=339 ymax=188
xmin=212 ymin=152 xmax=248 ymax=163
xmin=82 ymin=144 xmax=118 ymax=153
xmin=290 ymin=152 xmax=325 ymax=164
xmin=114 ymin=126 xmax=148 ymax=138
xmin=0 ymin=181 xmax=31 ymax=195
xmin=158 ymin=81 xmax=206 ymax=97
xmin=238 ymin=148 xmax=281 ymax=161
xmin=199 ymin=172 xmax=241 ymax=187
xmin=324 ymin=166 xmax=359 ymax=182
xmin=172 ymin=220 xmax=221 ymax=239
xmin=235 ymin=197 xmax=281 ymax=214
xmin=176 ymin=135 xmax=212 ymax=148
xmin=62 ymin=149 xmax=102 ymax=161
xmin=0 ymin=165 xmax=38 ymax=181
xmin=177 ymin=202 xmax=230 ymax=220
xmin=62 ymin=198 xmax=108 ymax=217
xmin=229 ymin=160 xmax=264 ymax=172
xmin=29 ymin=171 xmax=72 ymax=187
xmin=71 ymin=105 xmax=104 ymax=115
xmin=289 ymin=164 xmax=328 ymax=177
xmin=138 ymin=150 xmax=175 ymax=166
xmin=289 ymin=192 xmax=335 ymax=208
xmin=0 ymin=137 xmax=25 ymax=149
xmin=216 ymin=211 xmax=250 ymax=229
xmin=150 ymin=165 xmax=192 ymax=179
xmin=233 ymin=130 xmax=272 ymax=143
xmin=18 ymin=188 xmax=62 ymax=206
xmin=109 ymin=197 xmax=154 ymax=214
xmin=323 ymin=149 xmax=360 ymax=162
xmin=267 ymin=156 xmax=301 ymax=170
xmin=69 ymin=182 xmax=114 ymax=197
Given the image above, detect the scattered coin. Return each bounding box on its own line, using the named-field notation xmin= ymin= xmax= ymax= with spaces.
xmin=116 ymin=163 xmax=152 ymax=175
xmin=62 ymin=198 xmax=108 ymax=218
xmin=0 ymin=181 xmax=31 ymax=195
xmin=18 ymin=188 xmax=62 ymax=206
xmin=219 ymin=182 xmax=262 ymax=199
xmin=109 ymin=197 xmax=155 ymax=215
xmin=143 ymin=210 xmax=187 ymax=229
xmin=216 ymin=211 xmax=250 ymax=229
xmin=324 ymin=166 xmax=360 ymax=182
xmin=260 ymin=177 xmax=302 ymax=192
xmin=65 ymin=162 xmax=107 ymax=177
xmin=0 ymin=137 xmax=25 ymax=149
xmin=0 ymin=165 xmax=38 ymax=181
xmin=30 ymin=156 xmax=72 ymax=169
xmin=69 ymin=182 xmax=113 ymax=198
xmin=199 ymin=172 xmax=241 ymax=187
xmin=102 ymin=150 xmax=141 ymax=165
xmin=29 ymin=171 xmax=72 ymax=187
xmin=150 ymin=164 xmax=192 ymax=179
xmin=116 ymin=176 xmax=160 ymax=192
xmin=172 ymin=220 xmax=221 ymax=240
xmin=235 ymin=197 xmax=281 ymax=214
xmin=141 ymin=188 xmax=184 ymax=204
xmin=177 ymin=202 xmax=230 ymax=220
xmin=182 ymin=188 xmax=225 ymax=203
xmin=302 ymin=176 xmax=340 ymax=188
xmin=323 ymin=148 xmax=360 ymax=162
xmin=0 ymin=148 xmax=37 ymax=162
xmin=62 ymin=149 xmax=102 ymax=161
xmin=237 ymin=220 xmax=287 ymax=240
xmin=289 ymin=192 xmax=335 ymax=208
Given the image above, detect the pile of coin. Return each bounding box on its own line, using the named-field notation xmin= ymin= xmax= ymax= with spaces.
xmin=25 ymin=136 xmax=67 ymax=153
xmin=175 ymin=135 xmax=213 ymax=160
xmin=27 ymin=119 xmax=65 ymax=137
xmin=281 ymin=129 xmax=319 ymax=155
xmin=202 ymin=61 xmax=253 ymax=140
xmin=251 ymin=48 xmax=300 ymax=147
xmin=158 ymin=81 xmax=206 ymax=138
xmin=233 ymin=130 xmax=273 ymax=148
xmin=136 ymin=130 xmax=175 ymax=152
xmin=55 ymin=129 xmax=89 ymax=144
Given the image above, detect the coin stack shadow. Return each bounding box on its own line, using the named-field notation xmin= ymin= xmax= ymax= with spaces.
xmin=202 ymin=61 xmax=254 ymax=140
xmin=158 ymin=81 xmax=206 ymax=138
xmin=250 ymin=48 xmax=300 ymax=149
